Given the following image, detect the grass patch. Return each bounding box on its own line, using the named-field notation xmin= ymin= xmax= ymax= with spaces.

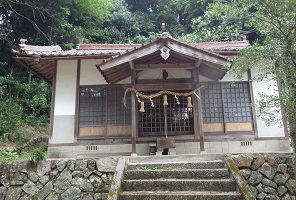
xmin=0 ymin=147 xmax=47 ymax=162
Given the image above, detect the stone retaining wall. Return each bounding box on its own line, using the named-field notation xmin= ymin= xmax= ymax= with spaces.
xmin=0 ymin=157 xmax=118 ymax=200
xmin=234 ymin=154 xmax=296 ymax=200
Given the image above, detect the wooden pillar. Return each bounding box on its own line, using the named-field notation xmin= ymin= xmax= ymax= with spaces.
xmin=130 ymin=65 xmax=137 ymax=155
xmin=131 ymin=92 xmax=137 ymax=155
xmin=193 ymin=60 xmax=205 ymax=153
xmin=164 ymin=105 xmax=168 ymax=138
xmin=197 ymin=90 xmax=204 ymax=152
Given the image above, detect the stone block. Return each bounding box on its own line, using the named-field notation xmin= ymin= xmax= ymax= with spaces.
xmin=282 ymin=193 xmax=292 ymax=200
xmin=274 ymin=173 xmax=290 ymax=185
xmin=75 ymin=159 xmax=88 ymax=171
xmin=5 ymin=186 xmax=22 ymax=200
xmin=256 ymin=183 xmax=263 ymax=193
xmin=251 ymin=155 xmax=265 ymax=170
xmin=248 ymin=171 xmax=263 ymax=186
xmin=262 ymin=178 xmax=277 ymax=189
xmin=96 ymin=157 xmax=118 ymax=172
xmin=257 ymin=192 xmax=266 ymax=200
xmin=235 ymin=155 xmax=253 ymax=168
xmin=264 ymin=186 xmax=278 ymax=195
xmin=60 ymin=186 xmax=81 ymax=200
xmin=275 ymin=155 xmax=287 ymax=164
xmin=286 ymin=179 xmax=296 ymax=194
xmin=259 ymin=162 xmax=277 ymax=180
xmin=278 ymin=185 xmax=288 ymax=197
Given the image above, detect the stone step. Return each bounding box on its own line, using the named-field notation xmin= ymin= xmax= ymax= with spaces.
xmin=127 ymin=160 xmax=225 ymax=170
xmin=122 ymin=178 xmax=237 ymax=192
xmin=128 ymin=154 xmax=225 ymax=164
xmin=120 ymin=191 xmax=242 ymax=200
xmin=125 ymin=169 xmax=230 ymax=180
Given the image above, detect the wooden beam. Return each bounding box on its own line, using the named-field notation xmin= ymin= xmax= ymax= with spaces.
xmin=135 ymin=83 xmax=197 ymax=91
xmin=129 ymin=61 xmax=134 ymax=69
xmin=166 ymin=41 xmax=231 ymax=67
xmin=195 ymin=59 xmax=202 ymax=68
xmin=99 ymin=41 xmax=164 ymax=71
xmin=13 ymin=57 xmax=51 ymax=84
xmin=131 ymin=69 xmax=136 ymax=85
xmin=137 ymin=78 xmax=192 ymax=84
xmin=109 ymin=73 xmax=131 ymax=84
xmin=105 ymin=68 xmax=130 ymax=79
xmin=193 ymin=60 xmax=201 ymax=83
xmin=36 ymin=64 xmax=55 ymax=74
xmin=135 ymin=63 xmax=195 ymax=70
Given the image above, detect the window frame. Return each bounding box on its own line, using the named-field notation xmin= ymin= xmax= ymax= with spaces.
xmin=79 ymin=85 xmax=131 ymax=127
xmin=201 ymin=81 xmax=254 ymax=133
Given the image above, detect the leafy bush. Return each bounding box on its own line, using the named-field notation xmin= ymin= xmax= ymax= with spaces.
xmin=0 ymin=148 xmax=19 ymax=161
xmin=8 ymin=127 xmax=33 ymax=144
xmin=0 ymin=100 xmax=24 ymax=135
xmin=29 ymin=149 xmax=46 ymax=164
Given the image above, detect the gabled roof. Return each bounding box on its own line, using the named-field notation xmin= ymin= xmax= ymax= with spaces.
xmin=96 ymin=32 xmax=233 ymax=84
xmin=12 ymin=33 xmax=249 ymax=84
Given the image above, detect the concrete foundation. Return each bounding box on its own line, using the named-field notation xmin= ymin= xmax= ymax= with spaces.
xmin=48 ymin=139 xmax=292 ymax=158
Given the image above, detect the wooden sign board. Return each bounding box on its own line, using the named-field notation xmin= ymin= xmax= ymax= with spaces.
xmin=157 ymin=137 xmax=175 ymax=149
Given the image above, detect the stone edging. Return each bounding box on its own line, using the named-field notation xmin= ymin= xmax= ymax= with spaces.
xmin=107 ymin=157 xmax=128 ymax=200
xmin=224 ymin=155 xmax=256 ymax=200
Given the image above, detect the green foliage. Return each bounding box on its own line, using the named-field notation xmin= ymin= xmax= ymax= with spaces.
xmin=0 ymin=73 xmax=50 ymax=135
xmin=193 ymin=0 xmax=296 ymax=156
xmin=0 ymin=100 xmax=23 ymax=135
xmin=8 ymin=127 xmax=34 ymax=145
xmin=180 ymin=0 xmax=251 ymax=42
xmin=0 ymin=148 xmax=19 ymax=161
xmin=29 ymin=149 xmax=46 ymax=164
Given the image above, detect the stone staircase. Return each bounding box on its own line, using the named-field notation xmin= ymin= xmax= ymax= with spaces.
xmin=119 ymin=155 xmax=242 ymax=200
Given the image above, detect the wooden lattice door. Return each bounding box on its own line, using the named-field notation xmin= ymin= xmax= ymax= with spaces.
xmin=138 ymin=91 xmax=194 ymax=137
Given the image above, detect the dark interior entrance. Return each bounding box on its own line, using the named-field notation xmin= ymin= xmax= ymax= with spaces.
xmin=138 ymin=91 xmax=194 ymax=137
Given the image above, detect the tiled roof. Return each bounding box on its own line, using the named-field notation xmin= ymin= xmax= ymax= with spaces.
xmin=12 ymin=47 xmax=126 ymax=57
xmin=192 ymin=41 xmax=249 ymax=51
xmin=12 ymin=34 xmax=249 ymax=58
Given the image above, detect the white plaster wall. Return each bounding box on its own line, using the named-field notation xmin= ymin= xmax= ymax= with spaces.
xmin=54 ymin=60 xmax=78 ymax=115
xmin=52 ymin=60 xmax=77 ymax=144
xmin=137 ymin=69 xmax=191 ymax=79
xmin=251 ymin=67 xmax=285 ymax=137
xmin=200 ymin=75 xmax=215 ymax=82
xmin=117 ymin=77 xmax=131 ymax=84
xmin=220 ymin=72 xmax=248 ymax=82
xmin=200 ymin=72 xmax=248 ymax=83
xmin=80 ymin=59 xmax=108 ymax=85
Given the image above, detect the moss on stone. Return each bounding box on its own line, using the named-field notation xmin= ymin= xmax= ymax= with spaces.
xmin=225 ymin=156 xmax=256 ymax=200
